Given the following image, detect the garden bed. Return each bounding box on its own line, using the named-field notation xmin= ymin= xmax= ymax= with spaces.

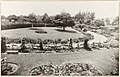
xmin=1 ymin=62 xmax=19 ymax=75
xmin=30 ymin=63 xmax=103 ymax=76
xmin=35 ymin=30 xmax=47 ymax=34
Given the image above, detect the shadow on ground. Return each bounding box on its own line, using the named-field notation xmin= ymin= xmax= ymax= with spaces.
xmin=54 ymin=29 xmax=77 ymax=33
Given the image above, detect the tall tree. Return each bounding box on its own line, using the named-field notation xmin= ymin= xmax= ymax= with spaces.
xmin=75 ymin=12 xmax=85 ymax=24
xmin=54 ymin=12 xmax=75 ymax=30
xmin=42 ymin=13 xmax=50 ymax=27
xmin=28 ymin=13 xmax=37 ymax=27
xmin=36 ymin=15 xmax=43 ymax=23
xmin=75 ymin=12 xmax=95 ymax=25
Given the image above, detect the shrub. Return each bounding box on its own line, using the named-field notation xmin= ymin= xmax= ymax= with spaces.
xmin=35 ymin=29 xmax=47 ymax=34
xmin=1 ymin=37 xmax=7 ymax=53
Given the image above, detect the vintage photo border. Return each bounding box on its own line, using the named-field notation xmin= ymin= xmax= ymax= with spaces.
xmin=0 ymin=0 xmax=119 ymax=76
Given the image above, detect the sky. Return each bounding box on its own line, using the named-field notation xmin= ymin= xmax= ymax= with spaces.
xmin=1 ymin=1 xmax=119 ymax=19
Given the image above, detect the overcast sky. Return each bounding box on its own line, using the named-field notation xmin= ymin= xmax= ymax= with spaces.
xmin=1 ymin=1 xmax=119 ymax=19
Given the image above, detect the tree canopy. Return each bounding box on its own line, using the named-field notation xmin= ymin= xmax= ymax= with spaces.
xmin=94 ymin=19 xmax=105 ymax=27
xmin=28 ymin=13 xmax=37 ymax=23
xmin=112 ymin=16 xmax=119 ymax=25
xmin=1 ymin=11 xmax=118 ymax=30
xmin=53 ymin=12 xmax=75 ymax=30
xmin=75 ymin=12 xmax=95 ymax=25
xmin=7 ymin=15 xmax=18 ymax=22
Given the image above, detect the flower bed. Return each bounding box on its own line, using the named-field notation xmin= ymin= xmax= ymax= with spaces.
xmin=1 ymin=62 xmax=18 ymax=75
xmin=35 ymin=29 xmax=47 ymax=34
xmin=30 ymin=63 xmax=103 ymax=76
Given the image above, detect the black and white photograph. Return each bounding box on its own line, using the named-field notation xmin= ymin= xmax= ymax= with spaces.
xmin=1 ymin=0 xmax=119 ymax=76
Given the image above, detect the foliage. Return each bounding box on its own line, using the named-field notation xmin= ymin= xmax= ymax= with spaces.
xmin=36 ymin=15 xmax=43 ymax=23
xmin=54 ymin=12 xmax=75 ymax=30
xmin=17 ymin=15 xmax=29 ymax=23
xmin=28 ymin=13 xmax=37 ymax=23
xmin=75 ymin=12 xmax=95 ymax=25
xmin=1 ymin=12 xmax=118 ymax=30
xmin=83 ymin=38 xmax=92 ymax=51
xmin=7 ymin=15 xmax=18 ymax=22
xmin=1 ymin=37 xmax=7 ymax=53
xmin=42 ymin=13 xmax=51 ymax=24
xmin=1 ymin=61 xmax=18 ymax=75
xmin=112 ymin=16 xmax=119 ymax=25
xmin=30 ymin=63 xmax=103 ymax=76
xmin=105 ymin=18 xmax=111 ymax=25
xmin=1 ymin=15 xmax=10 ymax=26
xmin=94 ymin=19 xmax=105 ymax=27
xmin=35 ymin=29 xmax=47 ymax=34
xmin=1 ymin=15 xmax=7 ymax=19
xmin=38 ymin=39 xmax=44 ymax=50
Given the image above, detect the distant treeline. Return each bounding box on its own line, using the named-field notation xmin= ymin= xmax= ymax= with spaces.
xmin=1 ymin=12 xmax=119 ymax=30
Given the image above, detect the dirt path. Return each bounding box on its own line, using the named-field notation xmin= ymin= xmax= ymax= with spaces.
xmin=86 ymin=31 xmax=108 ymax=44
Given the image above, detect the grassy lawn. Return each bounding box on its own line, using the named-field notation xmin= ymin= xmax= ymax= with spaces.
xmin=1 ymin=27 xmax=119 ymax=76
xmin=1 ymin=27 xmax=85 ymax=40
xmin=1 ymin=48 xmax=118 ymax=76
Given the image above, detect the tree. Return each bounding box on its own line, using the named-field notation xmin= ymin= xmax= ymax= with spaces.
xmin=20 ymin=38 xmax=26 ymax=53
xmin=1 ymin=15 xmax=10 ymax=26
xmin=83 ymin=38 xmax=92 ymax=51
xmin=84 ymin=12 xmax=95 ymax=25
xmin=75 ymin=12 xmax=95 ymax=25
xmin=112 ymin=16 xmax=119 ymax=25
xmin=94 ymin=19 xmax=105 ymax=27
xmin=42 ymin=13 xmax=51 ymax=27
xmin=105 ymin=18 xmax=111 ymax=25
xmin=1 ymin=15 xmax=6 ymax=19
xmin=36 ymin=15 xmax=44 ymax=23
xmin=1 ymin=37 xmax=7 ymax=53
xmin=54 ymin=12 xmax=75 ymax=30
xmin=49 ymin=16 xmax=55 ymax=23
xmin=75 ymin=12 xmax=85 ymax=24
xmin=7 ymin=15 xmax=18 ymax=22
xmin=17 ymin=15 xmax=29 ymax=24
xmin=28 ymin=13 xmax=37 ymax=27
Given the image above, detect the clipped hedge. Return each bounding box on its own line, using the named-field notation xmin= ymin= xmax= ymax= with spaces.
xmin=1 ymin=23 xmax=55 ymax=30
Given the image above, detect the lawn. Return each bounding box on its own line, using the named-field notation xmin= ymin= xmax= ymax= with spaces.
xmin=1 ymin=27 xmax=85 ymax=40
xmin=1 ymin=27 xmax=119 ymax=76
xmin=1 ymin=48 xmax=118 ymax=76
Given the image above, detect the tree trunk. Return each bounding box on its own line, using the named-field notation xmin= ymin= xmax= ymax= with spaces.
xmin=45 ymin=23 xmax=46 ymax=27
xmin=63 ymin=27 xmax=65 ymax=31
xmin=32 ymin=23 xmax=33 ymax=27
